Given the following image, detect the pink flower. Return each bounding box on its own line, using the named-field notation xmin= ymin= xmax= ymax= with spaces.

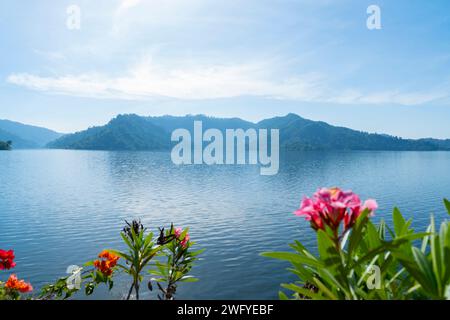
xmin=363 ymin=199 xmax=378 ymax=212
xmin=180 ymin=234 xmax=190 ymax=248
xmin=174 ymin=227 xmax=190 ymax=248
xmin=174 ymin=228 xmax=183 ymax=238
xmin=295 ymin=187 xmax=377 ymax=233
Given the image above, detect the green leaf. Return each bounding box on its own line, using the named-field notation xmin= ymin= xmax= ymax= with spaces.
xmin=289 ymin=262 xmax=314 ymax=282
xmin=378 ymin=219 xmax=386 ymax=240
xmin=347 ymin=209 xmax=370 ymax=263
xmin=120 ymin=233 xmax=134 ymax=251
xmin=278 ymin=291 xmax=289 ymax=300
xmin=390 ymin=250 xmax=428 ymax=294
xmin=281 ymin=283 xmax=324 ymax=300
xmin=180 ymin=276 xmax=199 ymax=282
xmin=85 ymin=282 xmax=95 ymax=296
xmin=349 ymin=242 xmax=394 ymax=270
xmin=421 ymin=225 xmax=432 ymax=253
xmin=311 ymin=277 xmax=338 ymax=300
xmin=316 ymin=267 xmax=350 ymax=297
xmin=293 ymin=240 xmax=307 ymax=252
xmin=339 ymin=229 xmax=350 ymax=250
xmin=444 ymin=199 xmax=450 ymax=216
xmin=261 ymin=252 xmax=323 ymax=268
xmin=395 ymin=232 xmax=430 ymax=242
xmin=317 ymin=230 xmax=337 ymax=260
xmin=365 ymin=220 xmax=382 ymax=249
xmin=429 ymin=215 xmax=443 ymax=295
xmin=190 ymin=249 xmax=205 ymax=257
xmin=411 ymin=247 xmax=438 ymax=295
xmin=440 ymin=222 xmax=450 ymax=284
xmin=148 ymin=270 xmax=164 ymax=276
xmin=143 ymin=232 xmax=154 ymax=249
xmin=393 ymin=207 xmax=406 ymax=236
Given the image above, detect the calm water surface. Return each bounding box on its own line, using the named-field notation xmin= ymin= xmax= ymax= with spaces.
xmin=1 ymin=150 xmax=449 ymax=299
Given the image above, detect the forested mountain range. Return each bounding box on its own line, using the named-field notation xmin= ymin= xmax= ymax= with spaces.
xmin=46 ymin=113 xmax=450 ymax=151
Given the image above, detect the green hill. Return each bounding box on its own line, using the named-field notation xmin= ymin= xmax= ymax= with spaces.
xmin=47 ymin=114 xmax=169 ymax=150
xmin=46 ymin=113 xmax=449 ymax=151
xmin=258 ymin=114 xmax=441 ymax=151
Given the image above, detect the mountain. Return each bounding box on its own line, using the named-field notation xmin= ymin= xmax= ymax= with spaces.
xmin=47 ymin=114 xmax=168 ymax=150
xmin=0 ymin=127 xmax=38 ymax=149
xmin=258 ymin=114 xmax=442 ymax=151
xmin=46 ymin=113 xmax=450 ymax=151
xmin=0 ymin=119 xmax=63 ymax=148
xmin=418 ymin=138 xmax=450 ymax=150
xmin=146 ymin=114 xmax=254 ymax=133
xmin=48 ymin=114 xmax=254 ymax=151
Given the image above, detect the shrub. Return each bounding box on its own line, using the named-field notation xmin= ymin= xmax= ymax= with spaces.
xmin=39 ymin=220 xmax=202 ymax=300
xmin=0 ymin=249 xmax=33 ymax=300
xmin=262 ymin=188 xmax=450 ymax=300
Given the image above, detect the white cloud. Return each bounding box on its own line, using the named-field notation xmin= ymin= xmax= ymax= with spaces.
xmin=6 ymin=58 xmax=447 ymax=106
xmin=6 ymin=59 xmax=324 ymax=101
xmin=326 ymin=89 xmax=447 ymax=106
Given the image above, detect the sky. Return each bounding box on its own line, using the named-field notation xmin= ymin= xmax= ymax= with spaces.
xmin=0 ymin=0 xmax=449 ymax=138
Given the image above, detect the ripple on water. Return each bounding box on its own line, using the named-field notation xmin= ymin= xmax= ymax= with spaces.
xmin=0 ymin=150 xmax=449 ymax=299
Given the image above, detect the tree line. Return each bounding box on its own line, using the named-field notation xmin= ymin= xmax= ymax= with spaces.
xmin=0 ymin=140 xmax=12 ymax=150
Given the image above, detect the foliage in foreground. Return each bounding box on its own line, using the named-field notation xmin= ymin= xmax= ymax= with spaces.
xmin=262 ymin=188 xmax=450 ymax=300
xmin=0 ymin=249 xmax=32 ymax=300
xmin=0 ymin=220 xmax=202 ymax=300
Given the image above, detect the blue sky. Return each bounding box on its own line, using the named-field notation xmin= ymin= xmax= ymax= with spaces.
xmin=0 ymin=0 xmax=449 ymax=138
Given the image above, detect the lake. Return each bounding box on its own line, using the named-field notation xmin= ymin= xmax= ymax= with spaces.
xmin=0 ymin=150 xmax=449 ymax=299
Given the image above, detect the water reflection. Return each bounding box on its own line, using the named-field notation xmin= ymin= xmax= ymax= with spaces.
xmin=0 ymin=150 xmax=449 ymax=299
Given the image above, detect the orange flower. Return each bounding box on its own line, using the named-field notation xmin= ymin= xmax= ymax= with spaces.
xmin=94 ymin=250 xmax=119 ymax=276
xmin=5 ymin=274 xmax=33 ymax=293
xmin=98 ymin=250 xmax=119 ymax=263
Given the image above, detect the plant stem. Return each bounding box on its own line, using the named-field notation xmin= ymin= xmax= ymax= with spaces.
xmin=135 ymin=280 xmax=140 ymax=300
xmin=126 ymin=283 xmax=134 ymax=300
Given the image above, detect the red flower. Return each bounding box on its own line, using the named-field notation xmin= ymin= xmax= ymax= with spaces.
xmin=174 ymin=227 xmax=190 ymax=248
xmin=0 ymin=249 xmax=16 ymax=270
xmin=94 ymin=250 xmax=119 ymax=276
xmin=180 ymin=234 xmax=190 ymax=248
xmin=295 ymin=187 xmax=378 ymax=234
xmin=5 ymin=274 xmax=33 ymax=293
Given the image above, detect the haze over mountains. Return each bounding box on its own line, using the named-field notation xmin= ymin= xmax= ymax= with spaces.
xmin=0 ymin=119 xmax=63 ymax=148
xmin=45 ymin=113 xmax=450 ymax=151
